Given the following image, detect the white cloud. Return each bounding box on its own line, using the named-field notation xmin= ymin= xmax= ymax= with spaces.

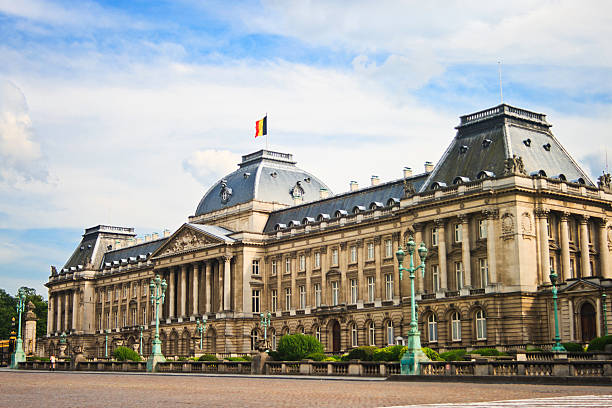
xmin=184 ymin=149 xmax=241 ymax=186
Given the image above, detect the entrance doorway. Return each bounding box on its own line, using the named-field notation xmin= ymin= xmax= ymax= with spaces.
xmin=331 ymin=320 xmax=341 ymax=353
xmin=580 ymin=302 xmax=596 ymax=342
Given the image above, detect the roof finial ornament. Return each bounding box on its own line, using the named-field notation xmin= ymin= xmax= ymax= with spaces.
xmin=598 ymin=172 xmax=611 ymax=192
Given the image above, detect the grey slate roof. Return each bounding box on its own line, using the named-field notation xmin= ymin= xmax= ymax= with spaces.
xmin=101 ymin=238 xmax=168 ymax=268
xmin=194 ymin=150 xmax=332 ymax=216
xmin=420 ymin=104 xmax=593 ymax=191
xmin=62 ymin=235 xmax=98 ymax=270
xmin=186 ymin=223 xmax=235 ymax=242
xmin=263 ymin=174 xmax=428 ymax=234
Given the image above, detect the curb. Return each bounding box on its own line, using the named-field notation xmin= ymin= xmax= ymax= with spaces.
xmin=386 ymin=374 xmax=612 ymax=386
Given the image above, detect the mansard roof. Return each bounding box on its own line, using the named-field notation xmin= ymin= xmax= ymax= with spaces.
xmin=101 ymin=237 xmax=168 ymax=268
xmin=194 ymin=150 xmax=332 ymax=216
xmin=263 ymin=174 xmax=428 ymax=234
xmin=62 ymin=225 xmax=136 ymax=271
xmin=420 ymin=104 xmax=594 ymax=191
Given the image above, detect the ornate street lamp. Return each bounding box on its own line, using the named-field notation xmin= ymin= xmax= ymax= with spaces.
xmin=396 ymin=236 xmax=428 ymax=375
xmin=147 ymin=274 xmax=167 ymax=372
xmin=10 ymin=289 xmax=26 ymax=368
xmin=195 ymin=318 xmax=207 ymax=350
xmin=549 ymin=269 xmax=566 ymax=352
xmin=603 ymin=293 xmax=608 ymax=337
xmin=139 ymin=325 xmax=144 ymax=356
xmin=260 ymin=312 xmax=271 ymax=348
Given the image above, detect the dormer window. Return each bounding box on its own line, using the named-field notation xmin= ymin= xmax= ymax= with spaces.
xmin=459 ymin=145 xmax=469 ymax=154
xmin=523 ymin=138 xmax=531 ymax=147
xmin=352 ymin=205 xmax=366 ymax=214
xmin=571 ymin=178 xmax=586 ymax=185
xmin=387 ymin=198 xmax=400 ymax=206
xmin=302 ymin=217 xmax=315 ymax=225
xmin=453 ymin=176 xmax=470 ymax=185
xmin=317 ymin=213 xmax=330 ymax=222
xmin=543 ymin=143 xmax=551 ymax=151
xmin=334 ymin=210 xmax=348 ymax=218
xmin=431 ymin=181 xmax=447 ymax=190
xmin=530 ymin=170 xmax=547 ymax=177
xmin=369 ymin=202 xmax=384 ymax=210
xmin=482 ymin=139 xmax=492 ymax=148
xmin=243 ymin=172 xmax=251 ymax=179
xmin=274 ymin=223 xmax=287 ymax=231
xmin=477 ymin=171 xmax=495 ymax=180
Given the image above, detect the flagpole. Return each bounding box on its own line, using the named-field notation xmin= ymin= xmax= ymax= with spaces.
xmin=266 ymin=112 xmax=269 ymax=151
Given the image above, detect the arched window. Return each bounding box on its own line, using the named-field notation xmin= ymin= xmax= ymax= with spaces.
xmin=315 ymin=326 xmax=321 ymax=342
xmin=368 ymin=322 xmax=376 ymax=346
xmin=386 ymin=321 xmax=394 ymax=345
xmin=451 ymin=312 xmax=461 ymax=341
xmin=350 ymin=323 xmax=358 ymax=347
xmin=270 ymin=329 xmax=277 ymax=351
xmin=427 ymin=314 xmax=438 ymax=342
xmin=250 ymin=329 xmax=259 ymax=350
xmin=475 ymin=310 xmax=487 ymax=340
xmin=297 ymin=326 xmax=305 ymax=335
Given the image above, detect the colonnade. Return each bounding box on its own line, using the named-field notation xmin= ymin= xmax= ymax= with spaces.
xmin=47 ymin=289 xmax=78 ymax=335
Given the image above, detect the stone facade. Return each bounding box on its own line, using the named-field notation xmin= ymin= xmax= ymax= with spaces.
xmin=41 ymin=104 xmax=612 ymax=358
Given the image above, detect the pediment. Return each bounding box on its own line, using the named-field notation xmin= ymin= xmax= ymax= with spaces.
xmin=153 ymin=224 xmax=225 ymax=257
xmin=562 ymin=279 xmax=602 ymax=293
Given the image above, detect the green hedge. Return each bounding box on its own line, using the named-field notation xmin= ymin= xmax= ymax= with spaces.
xmin=305 ymin=352 xmax=326 ymax=361
xmin=276 ymin=334 xmax=323 ymax=361
xmin=470 ymin=348 xmax=505 ymax=356
xmin=113 ymin=346 xmax=141 ymax=361
xmin=198 ymin=354 xmax=218 ymax=361
xmin=440 ymin=349 xmax=467 ymax=361
xmin=346 ymin=346 xmax=378 ymax=361
xmin=587 ymin=335 xmax=612 ymax=351
xmin=422 ymin=347 xmax=443 ymax=361
xmin=561 ymin=342 xmax=584 ymax=352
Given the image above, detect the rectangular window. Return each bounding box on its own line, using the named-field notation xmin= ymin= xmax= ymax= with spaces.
xmin=252 ymin=259 xmax=260 ymax=275
xmin=314 ymin=283 xmax=321 ymax=307
xmin=432 ymin=265 xmax=440 ymax=292
xmin=549 ymin=257 xmax=555 ymax=273
xmin=122 ymin=311 xmax=126 ymax=327
xmin=588 ymin=224 xmax=592 ymax=244
xmin=367 ymin=276 xmax=375 ymax=302
xmin=106 ymin=312 xmax=110 ymax=329
xmin=568 ymin=222 xmax=573 ymax=242
xmin=367 ymin=242 xmax=375 ymax=260
xmin=331 ymin=248 xmax=339 ymax=266
xmin=299 ymin=255 xmax=306 ymax=271
xmin=454 ymin=224 xmax=462 ymax=243
xmin=108 ymin=288 xmax=111 ymax=301
xmin=97 ymin=314 xmax=102 ymax=330
xmin=385 ymin=274 xmax=394 ymax=300
xmin=123 ymin=286 xmax=127 ymax=298
xmin=285 ymin=258 xmax=291 ymax=274
xmin=115 ymin=288 xmax=119 ymax=300
xmin=299 ymin=285 xmax=306 ymax=309
xmin=252 ymin=290 xmax=260 ymax=313
xmin=547 ymin=218 xmax=552 ymax=238
xmin=478 ymin=219 xmax=487 ymax=239
xmin=131 ymin=308 xmax=136 ymax=325
xmin=384 ymin=239 xmax=393 ymax=258
xmin=132 ymin=284 xmax=137 ymax=298
xmin=142 ymin=308 xmax=146 ymax=325
xmin=350 ymin=246 xmax=357 ymax=263
xmin=569 ymin=259 xmax=575 ymax=279
xmin=285 ymin=288 xmax=292 ymax=310
xmin=271 ymin=290 xmax=277 ymax=313
xmin=351 ymin=325 xmax=358 ymax=347
xmin=431 ymin=227 xmax=438 ymax=246
xmin=451 ymin=316 xmax=461 ymax=341
xmin=314 ymin=252 xmax=321 ymax=268
xmin=350 ymin=279 xmax=358 ymax=304
xmin=271 ymin=259 xmax=277 ymax=276
xmin=479 ymin=258 xmax=488 ymax=287
xmin=331 ymin=281 xmax=339 ymax=306
xmin=455 ymin=261 xmax=463 ymax=290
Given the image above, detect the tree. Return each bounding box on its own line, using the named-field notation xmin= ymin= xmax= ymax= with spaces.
xmin=0 ymin=289 xmax=17 ymax=339
xmin=19 ymin=287 xmax=48 ymax=338
xmin=0 ymin=288 xmax=47 ymax=340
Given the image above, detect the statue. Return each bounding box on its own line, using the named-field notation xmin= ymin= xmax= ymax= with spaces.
xmin=598 ymin=172 xmax=611 ymax=191
xmin=50 ymin=265 xmax=58 ymax=276
xmin=503 ymin=155 xmax=527 ymax=175
xmin=403 ymin=179 xmax=415 ymax=197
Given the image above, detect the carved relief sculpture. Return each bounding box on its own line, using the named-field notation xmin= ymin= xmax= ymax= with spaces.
xmin=503 ymin=154 xmax=527 ymax=175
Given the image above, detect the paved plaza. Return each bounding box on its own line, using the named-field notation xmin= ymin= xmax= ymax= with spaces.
xmin=1 ymin=370 xmax=611 ymax=408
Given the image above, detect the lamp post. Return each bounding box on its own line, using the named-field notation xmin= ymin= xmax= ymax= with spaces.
xmin=10 ymin=289 xmax=26 ymax=368
xmin=603 ymin=293 xmax=608 ymax=337
xmin=139 ymin=325 xmax=144 ymax=356
xmin=549 ymin=269 xmax=566 ymax=352
xmin=260 ymin=312 xmax=271 ymax=348
xmin=105 ymin=329 xmax=110 ymax=358
xmin=195 ymin=318 xmax=207 ymax=350
xmin=147 ymin=274 xmax=167 ymax=372
xmin=396 ymin=236 xmax=428 ymax=375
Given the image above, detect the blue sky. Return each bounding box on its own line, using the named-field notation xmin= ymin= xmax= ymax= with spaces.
xmin=1 ymin=0 xmax=611 ymax=298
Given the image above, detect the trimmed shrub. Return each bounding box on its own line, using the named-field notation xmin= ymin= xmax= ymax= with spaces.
xmin=440 ymin=349 xmax=467 ymax=361
xmin=198 ymin=354 xmax=218 ymax=361
xmin=226 ymin=356 xmax=247 ymax=361
xmin=113 ymin=346 xmax=141 ymax=362
xmin=387 ymin=345 xmax=408 ymax=361
xmin=421 ymin=347 xmax=443 ymax=361
xmin=305 ymin=352 xmax=326 ymax=361
xmin=471 ymin=348 xmax=505 ymax=356
xmin=587 ymin=335 xmax=612 ymax=352
xmin=323 ymin=356 xmax=340 ymax=362
xmin=276 ymin=334 xmax=324 ymax=361
xmin=561 ymin=342 xmax=584 ymax=352
xmin=241 ymin=355 xmax=253 ymax=362
xmin=346 ymin=346 xmax=378 ymax=361
xmin=525 ymin=345 xmax=544 ymax=352
xmin=372 ymin=348 xmax=394 ymax=362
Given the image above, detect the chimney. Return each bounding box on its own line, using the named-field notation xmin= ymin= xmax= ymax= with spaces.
xmin=424 ymin=161 xmax=434 ymax=173
xmin=319 ymin=188 xmax=330 ymax=199
xmin=145 ymin=234 xmax=151 ymax=242
xmin=127 ymin=238 xmax=135 ymax=247
xmin=136 ymin=237 xmax=144 ymax=244
xmin=350 ymin=181 xmax=359 ymax=191
xmin=371 ymin=175 xmax=380 ymax=186
xmin=115 ymin=240 xmax=123 ymax=250
xmin=152 ymin=232 xmax=159 ymax=240
xmin=163 ymin=229 xmax=171 ymax=238
xmin=403 ymin=167 xmax=413 ymax=178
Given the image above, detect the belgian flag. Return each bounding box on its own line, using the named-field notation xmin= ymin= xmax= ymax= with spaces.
xmin=255 ymin=115 xmax=267 ymax=138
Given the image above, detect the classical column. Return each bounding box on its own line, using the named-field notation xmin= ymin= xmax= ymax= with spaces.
xmin=180 ymin=264 xmax=187 ymax=317
xmin=339 ymin=243 xmax=347 ymax=304
xmin=204 ymin=261 xmax=212 ymax=313
xmin=485 ymin=209 xmax=499 ymax=284
xmin=320 ymin=247 xmax=328 ymax=306
xmin=64 ymin=291 xmax=70 ymax=332
xmin=374 ymin=236 xmax=383 ymax=299
xmin=392 ymin=231 xmax=401 ymax=298
xmin=276 ymin=256 xmax=282 ymax=311
xmin=413 ymin=223 xmax=424 ymax=294
xmin=218 ymin=260 xmax=224 ymax=311
xmin=72 ymin=288 xmax=79 ymax=332
xmin=290 ymin=253 xmax=297 ymax=309
xmin=356 ymin=240 xmax=365 ymax=301
xmin=168 ymin=267 xmax=176 ymax=318
xmin=305 ymin=249 xmax=312 ymax=307
xmin=47 ymin=293 xmax=54 ymax=335
xmin=56 ymin=292 xmax=62 ymax=332
xmin=435 ymin=219 xmax=448 ymax=291
xmin=192 ymin=263 xmax=200 ymax=316
xmin=536 ymin=208 xmax=550 ymax=284
xmin=560 ymin=212 xmax=572 ymax=280
xmin=223 ymin=256 xmax=232 ymax=311
xmin=596 ymin=295 xmax=602 ymax=337
xmin=459 ymin=215 xmax=472 ymax=288
xmin=599 ymin=218 xmax=610 ymax=279
xmin=579 ymin=215 xmax=591 ymax=277
xmin=568 ymin=297 xmax=575 ymax=341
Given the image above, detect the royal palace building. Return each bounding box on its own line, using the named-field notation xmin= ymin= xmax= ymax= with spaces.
xmin=42 ymin=104 xmax=612 ymax=358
